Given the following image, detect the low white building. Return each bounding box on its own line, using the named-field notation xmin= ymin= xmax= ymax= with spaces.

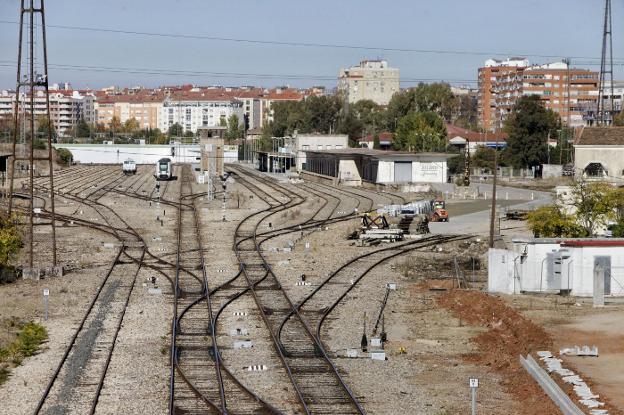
xmin=303 ymin=148 xmax=450 ymax=185
xmin=282 ymin=134 xmax=349 ymax=171
xmin=53 ymin=143 xmax=200 ymax=164
xmin=489 ymin=238 xmax=624 ymax=297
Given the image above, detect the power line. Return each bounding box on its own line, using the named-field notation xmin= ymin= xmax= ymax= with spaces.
xmin=0 ymin=19 xmax=618 ymax=62
xmin=0 ymin=61 xmax=478 ymax=84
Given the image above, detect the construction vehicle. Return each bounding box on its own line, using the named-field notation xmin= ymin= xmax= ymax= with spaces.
xmin=429 ymin=198 xmax=449 ymax=222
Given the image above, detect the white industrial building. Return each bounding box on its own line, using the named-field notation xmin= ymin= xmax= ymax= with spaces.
xmin=53 ymin=143 xmax=201 ymax=164
xmin=303 ymin=148 xmax=449 ymax=185
xmin=489 ymin=238 xmax=624 ymax=297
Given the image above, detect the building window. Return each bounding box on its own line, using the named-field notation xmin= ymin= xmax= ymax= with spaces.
xmin=302 ymin=145 xmax=309 ymax=150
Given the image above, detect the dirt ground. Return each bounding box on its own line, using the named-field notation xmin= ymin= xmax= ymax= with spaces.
xmin=509 ymin=294 xmax=624 ymax=413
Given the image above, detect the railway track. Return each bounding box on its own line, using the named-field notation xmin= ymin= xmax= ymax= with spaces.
xmin=229 ymin=168 xmax=366 ymax=415
xmin=170 ymin=165 xmax=281 ymax=415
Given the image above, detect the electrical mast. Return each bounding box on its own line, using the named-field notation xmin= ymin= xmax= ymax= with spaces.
xmin=8 ymin=0 xmax=58 ymax=268
xmin=597 ymin=0 xmax=615 ymax=126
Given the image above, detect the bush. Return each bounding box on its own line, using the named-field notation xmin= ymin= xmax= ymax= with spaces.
xmin=55 ymin=148 xmax=73 ymax=166
xmin=0 ymin=321 xmax=47 ymax=385
xmin=0 ymin=216 xmax=21 ymax=265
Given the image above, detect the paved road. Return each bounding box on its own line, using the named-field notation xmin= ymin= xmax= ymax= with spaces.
xmin=429 ymin=184 xmax=552 ymax=237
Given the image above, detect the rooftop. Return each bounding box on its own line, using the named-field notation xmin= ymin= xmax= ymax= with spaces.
xmin=576 ymin=127 xmax=624 ymax=146
xmin=304 ymin=148 xmax=452 ymax=160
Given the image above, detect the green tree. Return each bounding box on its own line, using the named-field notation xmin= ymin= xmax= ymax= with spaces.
xmin=394 ymin=111 xmax=446 ymax=152
xmin=373 ymin=133 xmax=381 ymax=150
xmin=75 ymin=119 xmax=91 ymax=138
xmin=337 ymin=111 xmax=363 ymax=146
xmin=571 ymin=181 xmax=614 ymax=237
xmin=503 ymin=95 xmax=560 ymax=168
xmin=36 ymin=115 xmax=56 ymax=142
xmin=386 ymin=83 xmax=457 ymax=130
xmin=351 ymin=99 xmax=383 ymax=136
xmin=225 ymin=114 xmax=242 ymax=142
xmin=167 ymin=123 xmax=184 ymax=137
xmin=527 ymin=205 xmax=584 ymax=238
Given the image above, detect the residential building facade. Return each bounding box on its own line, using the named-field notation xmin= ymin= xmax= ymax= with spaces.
xmin=478 ymin=58 xmax=599 ymax=131
xmin=95 ymin=92 xmax=163 ymax=130
xmin=158 ymin=89 xmax=245 ymax=134
xmin=338 ymin=60 xmax=400 ymax=106
xmin=0 ymin=89 xmax=95 ymax=136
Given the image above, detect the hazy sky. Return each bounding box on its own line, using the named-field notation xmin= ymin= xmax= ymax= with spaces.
xmin=0 ymin=0 xmax=621 ymax=89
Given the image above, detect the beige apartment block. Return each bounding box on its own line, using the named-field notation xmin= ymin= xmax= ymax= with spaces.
xmin=338 ymin=60 xmax=400 ymax=106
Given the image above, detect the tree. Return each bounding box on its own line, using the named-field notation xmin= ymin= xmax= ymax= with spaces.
xmin=336 ymin=111 xmax=363 ymax=146
xmin=393 ymin=111 xmax=446 ymax=152
xmin=503 ymin=95 xmax=560 ymax=168
xmin=225 ymin=114 xmax=242 ymax=142
xmin=613 ymin=111 xmax=624 ymax=126
xmin=109 ymin=116 xmax=122 ymax=134
xmin=351 ymin=99 xmax=384 ymax=136
xmin=123 ymin=117 xmax=140 ymax=133
xmin=75 ymin=119 xmax=91 ymax=138
xmin=373 ymin=133 xmax=381 ymax=149
xmin=386 ymin=83 xmax=458 ymax=130
xmin=571 ymin=181 xmax=614 ymax=236
xmin=36 ymin=115 xmax=56 ymax=142
xmin=527 ymin=205 xmax=584 ymax=238
xmin=167 ymin=123 xmax=184 ymax=137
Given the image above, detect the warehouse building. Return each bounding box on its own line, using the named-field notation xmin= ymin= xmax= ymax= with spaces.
xmin=303 ymin=148 xmax=450 ymax=185
xmin=489 ymin=238 xmax=624 ymax=297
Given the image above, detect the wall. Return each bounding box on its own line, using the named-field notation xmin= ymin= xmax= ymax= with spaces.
xmin=338 ymin=159 xmax=362 ymax=186
xmin=295 ymin=135 xmax=348 ymax=170
xmin=53 ymin=144 xmax=200 ymax=164
xmin=376 ymin=161 xmax=394 ymax=183
xmin=575 ymin=145 xmax=624 ymax=181
xmin=489 ymin=241 xmax=624 ymax=297
xmin=412 ymin=159 xmax=447 ymax=183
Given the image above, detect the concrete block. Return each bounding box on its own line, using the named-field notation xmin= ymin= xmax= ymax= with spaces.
xmin=103 ymin=242 xmax=115 ymax=249
xmin=234 ymin=340 xmax=253 ymax=349
xmin=230 ymin=328 xmax=249 ymax=336
xmin=371 ymin=351 xmax=386 ymax=361
xmin=346 ymin=349 xmax=358 ymax=358
xmin=22 ymin=267 xmax=41 ymax=281
xmin=148 ymin=288 xmax=162 ymax=295
xmin=49 ymin=266 xmax=63 ymax=278
xmin=370 ymin=338 xmax=382 ymax=347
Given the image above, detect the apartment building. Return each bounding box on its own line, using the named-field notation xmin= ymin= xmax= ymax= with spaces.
xmin=0 ymin=89 xmax=95 ymax=136
xmin=478 ymin=58 xmax=529 ymax=131
xmin=478 ymin=58 xmax=599 ymax=131
xmin=95 ymin=91 xmax=163 ymax=130
xmin=338 ymin=60 xmax=400 ymax=106
xmin=158 ymin=89 xmax=245 ymax=134
xmin=523 ymin=62 xmax=598 ymax=127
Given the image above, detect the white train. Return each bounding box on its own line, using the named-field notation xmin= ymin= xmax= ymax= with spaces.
xmin=155 ymin=157 xmax=173 ymax=181
xmin=122 ymin=158 xmax=137 ymax=175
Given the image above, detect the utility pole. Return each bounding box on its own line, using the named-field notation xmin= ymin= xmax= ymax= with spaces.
xmin=598 ymin=0 xmax=614 ymax=125
xmin=8 ymin=0 xmax=57 ymax=268
xmin=489 ymin=110 xmax=500 ymax=248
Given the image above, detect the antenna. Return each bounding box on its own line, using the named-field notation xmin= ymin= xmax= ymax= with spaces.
xmin=8 ymin=0 xmax=58 ymax=269
xmin=597 ymin=0 xmax=615 ymax=126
